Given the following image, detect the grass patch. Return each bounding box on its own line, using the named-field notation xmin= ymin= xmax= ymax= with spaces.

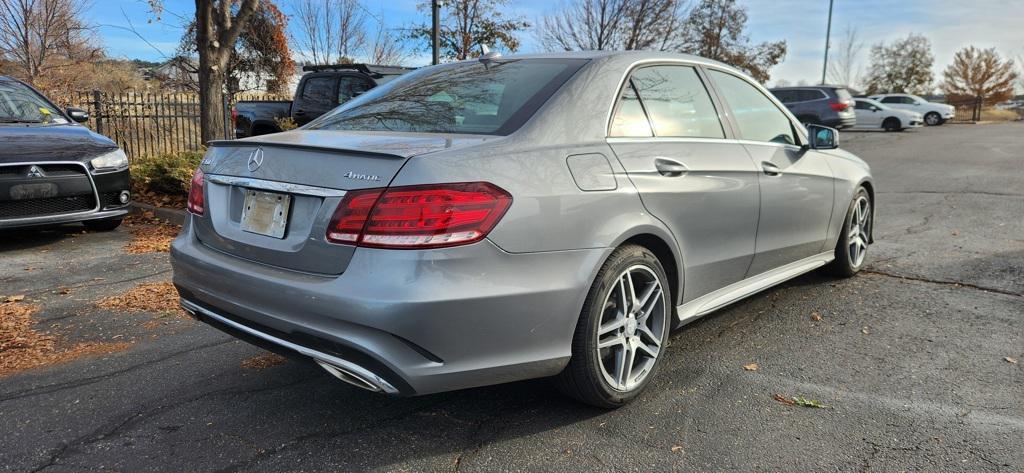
xmin=980 ymin=108 xmax=1021 ymax=122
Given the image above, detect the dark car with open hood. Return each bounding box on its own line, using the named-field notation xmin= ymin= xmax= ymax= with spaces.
xmin=0 ymin=76 xmax=131 ymax=231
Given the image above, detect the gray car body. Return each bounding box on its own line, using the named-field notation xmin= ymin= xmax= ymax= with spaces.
xmin=171 ymin=51 xmax=873 ymax=395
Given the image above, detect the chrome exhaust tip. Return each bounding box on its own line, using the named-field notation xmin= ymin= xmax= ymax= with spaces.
xmin=315 ymin=359 xmax=383 ymax=392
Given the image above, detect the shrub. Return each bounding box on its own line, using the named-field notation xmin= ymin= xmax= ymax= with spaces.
xmin=275 ymin=116 xmax=298 ymax=131
xmin=132 ymin=150 xmax=204 ymax=195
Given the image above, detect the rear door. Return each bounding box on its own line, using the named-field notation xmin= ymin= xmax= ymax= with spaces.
xmin=704 ymin=69 xmax=834 ymax=276
xmin=607 ymin=65 xmax=760 ymax=302
xmin=292 ymin=74 xmax=338 ymax=125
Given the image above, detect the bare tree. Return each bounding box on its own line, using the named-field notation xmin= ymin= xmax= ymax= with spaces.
xmin=536 ymin=0 xmax=688 ymax=52
xmin=366 ymin=18 xmax=410 ymax=65
xmin=293 ymin=0 xmax=365 ymax=64
xmin=0 ymin=0 xmax=101 ymax=83
xmin=942 ymin=46 xmax=1018 ymax=105
xmin=826 ymin=25 xmax=863 ymax=88
xmin=410 ymin=0 xmax=529 ymax=61
xmin=191 ymin=0 xmax=261 ymax=142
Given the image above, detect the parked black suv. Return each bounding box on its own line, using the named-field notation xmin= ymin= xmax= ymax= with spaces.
xmin=0 ymin=76 xmax=131 ymax=230
xmin=769 ymin=85 xmax=856 ymax=129
xmin=232 ymin=64 xmax=414 ymax=138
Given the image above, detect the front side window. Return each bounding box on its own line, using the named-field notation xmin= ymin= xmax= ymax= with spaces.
xmin=0 ymin=81 xmax=68 ymax=124
xmin=308 ymin=59 xmax=586 ymax=135
xmin=707 ymin=70 xmax=794 ymax=145
xmin=629 ymin=66 xmax=724 ymax=139
xmin=855 ymin=100 xmax=871 ymax=110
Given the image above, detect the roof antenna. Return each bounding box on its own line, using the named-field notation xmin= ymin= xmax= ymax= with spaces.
xmin=478 ymin=44 xmax=501 ymax=66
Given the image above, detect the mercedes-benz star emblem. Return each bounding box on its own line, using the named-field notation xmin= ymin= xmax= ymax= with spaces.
xmin=246 ymin=148 xmax=265 ymax=172
xmin=27 ymin=165 xmax=45 ymax=178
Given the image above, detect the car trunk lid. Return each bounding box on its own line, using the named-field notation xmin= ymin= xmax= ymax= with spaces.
xmin=192 ymin=130 xmax=491 ymax=275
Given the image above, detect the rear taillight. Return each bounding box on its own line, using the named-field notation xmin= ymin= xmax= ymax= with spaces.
xmin=326 ymin=182 xmax=512 ymax=249
xmin=187 ymin=168 xmax=205 ymax=215
xmin=230 ymin=107 xmax=238 ymax=126
xmin=830 ymin=101 xmax=850 ymax=112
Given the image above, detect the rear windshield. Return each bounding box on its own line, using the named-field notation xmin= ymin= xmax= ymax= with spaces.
xmin=306 ymin=58 xmax=587 ymax=135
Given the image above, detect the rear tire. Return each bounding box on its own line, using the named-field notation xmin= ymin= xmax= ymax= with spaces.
xmin=83 ymin=217 xmax=123 ymax=232
xmin=828 ymin=188 xmax=871 ymax=277
xmin=555 ymin=244 xmax=672 ymax=408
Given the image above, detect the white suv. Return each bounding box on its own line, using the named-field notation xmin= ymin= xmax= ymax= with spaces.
xmin=868 ymin=94 xmax=955 ymax=126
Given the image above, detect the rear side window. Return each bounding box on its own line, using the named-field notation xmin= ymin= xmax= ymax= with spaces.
xmin=301 ymin=76 xmax=336 ymax=103
xmin=338 ymin=76 xmax=373 ymax=103
xmin=707 ymin=70 xmax=795 ymax=145
xmin=772 ymin=90 xmax=795 ymax=102
xmin=609 ymin=82 xmax=653 ymax=137
xmin=798 ymin=89 xmax=826 ymax=101
xmin=629 ymin=66 xmax=724 ymax=138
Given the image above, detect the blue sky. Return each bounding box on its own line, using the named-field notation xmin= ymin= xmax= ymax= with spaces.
xmin=86 ymin=0 xmax=1024 ymax=85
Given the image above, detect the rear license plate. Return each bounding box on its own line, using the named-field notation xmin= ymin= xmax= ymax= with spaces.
xmin=240 ymin=189 xmax=291 ymax=238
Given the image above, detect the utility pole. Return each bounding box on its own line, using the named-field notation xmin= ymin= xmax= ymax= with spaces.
xmin=432 ymin=0 xmax=441 ymax=65
xmin=821 ymin=0 xmax=834 ymax=84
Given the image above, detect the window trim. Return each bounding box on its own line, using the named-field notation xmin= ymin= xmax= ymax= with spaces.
xmin=608 ymin=79 xmax=655 ymax=138
xmin=701 ymin=65 xmax=806 ymax=148
xmin=605 ymin=60 xmax=737 ymax=140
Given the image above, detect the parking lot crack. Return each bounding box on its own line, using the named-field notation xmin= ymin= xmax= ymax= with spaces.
xmin=862 ymin=269 xmax=1022 ymax=298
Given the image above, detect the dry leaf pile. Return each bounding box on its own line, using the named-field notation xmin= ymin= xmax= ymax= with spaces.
xmin=133 ymin=187 xmax=187 ymax=209
xmin=241 ymin=353 xmax=287 ymax=370
xmin=123 ymin=211 xmax=181 ymax=254
xmin=96 ymin=282 xmax=183 ymax=317
xmin=1 ymin=298 xmax=129 ymax=377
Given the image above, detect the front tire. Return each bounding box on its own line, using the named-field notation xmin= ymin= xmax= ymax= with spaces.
xmin=83 ymin=217 xmax=123 ymax=232
xmin=829 ymin=188 xmax=871 ymax=277
xmin=555 ymin=244 xmax=671 ymax=408
xmin=924 ymin=112 xmax=942 ymax=126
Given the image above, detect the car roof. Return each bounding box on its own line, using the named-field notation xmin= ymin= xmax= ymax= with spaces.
xmin=465 ymin=50 xmax=741 ymax=73
xmin=770 ymin=85 xmax=849 ymax=90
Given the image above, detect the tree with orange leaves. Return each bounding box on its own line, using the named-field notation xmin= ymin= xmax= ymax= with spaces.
xmin=942 ymin=46 xmax=1018 ymax=106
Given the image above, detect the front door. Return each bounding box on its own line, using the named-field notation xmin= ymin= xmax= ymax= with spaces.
xmin=607 ymin=65 xmax=760 ymax=302
xmin=705 ymin=70 xmax=835 ymax=276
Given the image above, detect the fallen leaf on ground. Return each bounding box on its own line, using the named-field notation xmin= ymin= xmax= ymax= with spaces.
xmin=2 ymin=295 xmax=25 ymax=303
xmin=861 ymin=327 xmax=870 ymax=335
xmin=95 ymin=282 xmax=184 ymax=318
xmin=810 ymin=311 xmax=823 ymax=321
xmin=671 ymin=445 xmax=684 ymax=453
xmin=123 ymin=213 xmax=181 ymax=254
xmin=241 ymin=353 xmax=287 ymax=370
xmin=1005 ymin=357 xmax=1018 ymax=364
xmin=743 ymin=362 xmax=759 ymax=371
xmin=773 ymin=393 xmax=827 ymax=408
xmin=1 ymin=300 xmax=130 ymax=377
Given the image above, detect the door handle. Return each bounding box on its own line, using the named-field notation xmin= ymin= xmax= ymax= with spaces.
xmin=761 ymin=162 xmax=782 ymax=176
xmin=294 ymin=110 xmax=306 ymax=115
xmin=654 ymin=158 xmax=687 ymax=177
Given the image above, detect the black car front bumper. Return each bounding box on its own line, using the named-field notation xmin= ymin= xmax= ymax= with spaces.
xmin=0 ymin=161 xmax=131 ymax=228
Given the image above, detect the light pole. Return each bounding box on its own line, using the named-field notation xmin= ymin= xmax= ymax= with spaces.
xmin=432 ymin=0 xmax=441 ymax=65
xmin=821 ymin=0 xmax=834 ymax=84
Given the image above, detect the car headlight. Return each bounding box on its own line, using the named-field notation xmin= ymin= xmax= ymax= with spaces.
xmin=91 ymin=149 xmax=128 ymax=171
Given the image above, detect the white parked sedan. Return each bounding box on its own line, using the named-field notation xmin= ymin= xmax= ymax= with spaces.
xmin=868 ymin=93 xmax=955 ymax=125
xmin=853 ymin=98 xmax=923 ymax=131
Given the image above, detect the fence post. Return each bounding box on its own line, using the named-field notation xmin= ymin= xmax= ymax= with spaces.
xmin=92 ymin=90 xmax=103 ymax=135
xmin=974 ymin=97 xmax=983 ymax=122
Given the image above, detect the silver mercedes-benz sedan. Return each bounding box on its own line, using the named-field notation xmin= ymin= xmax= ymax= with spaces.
xmin=171 ymin=51 xmax=873 ymax=407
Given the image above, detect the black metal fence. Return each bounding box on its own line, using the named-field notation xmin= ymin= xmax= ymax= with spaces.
xmin=945 ymin=97 xmax=984 ymax=123
xmin=61 ymin=91 xmax=289 ymax=160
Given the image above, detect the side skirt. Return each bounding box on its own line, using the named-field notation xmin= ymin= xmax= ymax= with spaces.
xmin=675 ymin=251 xmax=835 ymax=327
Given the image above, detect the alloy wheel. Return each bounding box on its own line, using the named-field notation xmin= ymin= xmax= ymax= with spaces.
xmin=596 ymin=265 xmax=667 ymax=392
xmin=848 ymin=195 xmax=871 ymax=267
xmin=925 ymin=113 xmax=941 ymax=126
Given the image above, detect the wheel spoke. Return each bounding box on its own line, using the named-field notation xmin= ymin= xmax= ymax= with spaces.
xmin=637 ymin=324 xmax=661 ymax=349
xmin=598 ymin=317 xmax=625 ymax=336
xmin=598 ymin=335 xmax=625 ymax=349
xmin=637 ymin=287 xmax=663 ymax=323
xmin=615 ymin=344 xmax=635 ymax=388
xmin=636 ymin=338 xmax=659 ymax=358
xmin=625 ymin=272 xmax=639 ymax=311
xmin=618 ymin=275 xmax=630 ymax=314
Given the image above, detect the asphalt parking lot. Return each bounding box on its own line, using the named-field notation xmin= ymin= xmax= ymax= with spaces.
xmin=2 ymin=123 xmax=1022 ymax=472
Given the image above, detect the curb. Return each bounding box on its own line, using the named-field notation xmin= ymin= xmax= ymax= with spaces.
xmin=131 ymin=202 xmax=186 ymax=226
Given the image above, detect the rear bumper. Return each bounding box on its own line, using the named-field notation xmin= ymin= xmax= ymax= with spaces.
xmin=827 ymin=115 xmax=857 ymax=129
xmin=170 ymin=218 xmax=607 ymax=395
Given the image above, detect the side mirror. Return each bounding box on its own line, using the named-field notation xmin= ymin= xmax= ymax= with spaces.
xmin=66 ymin=107 xmax=89 ymax=123
xmin=806 ymin=124 xmax=839 ymax=150
xmin=871 ymin=106 xmax=881 ymax=112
